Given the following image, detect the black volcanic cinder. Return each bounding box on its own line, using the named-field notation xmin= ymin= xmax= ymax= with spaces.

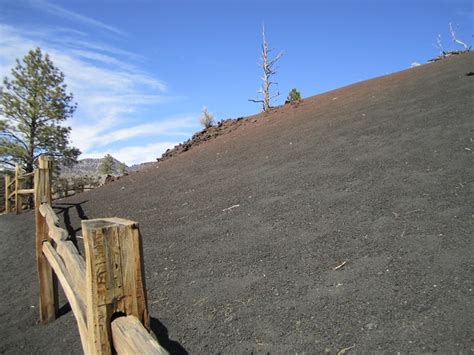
xmin=1 ymin=52 xmax=473 ymax=354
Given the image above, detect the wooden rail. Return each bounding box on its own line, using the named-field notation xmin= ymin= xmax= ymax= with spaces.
xmin=32 ymin=155 xmax=167 ymax=354
xmin=4 ymin=163 xmax=35 ymax=214
xmin=53 ymin=177 xmax=100 ymax=199
xmin=112 ymin=316 xmax=168 ymax=354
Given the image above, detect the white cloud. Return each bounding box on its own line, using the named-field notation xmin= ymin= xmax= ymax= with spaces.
xmin=88 ymin=116 xmax=197 ymax=146
xmin=0 ymin=22 xmax=199 ymax=164
xmin=85 ymin=141 xmax=180 ymax=166
xmin=70 ymin=114 xmax=197 ymax=154
xmin=31 ymin=0 xmax=126 ymax=37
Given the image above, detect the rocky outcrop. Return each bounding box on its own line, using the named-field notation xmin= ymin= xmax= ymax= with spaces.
xmin=157 ymin=117 xmax=246 ymax=162
xmin=428 ymin=50 xmax=468 ymax=63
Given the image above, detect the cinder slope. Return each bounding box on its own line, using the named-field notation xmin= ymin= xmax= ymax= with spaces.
xmin=1 ymin=53 xmax=473 ymax=353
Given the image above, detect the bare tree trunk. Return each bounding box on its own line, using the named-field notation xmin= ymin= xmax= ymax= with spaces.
xmin=249 ymin=25 xmax=284 ymax=112
xmin=436 ymin=34 xmax=445 ymax=56
xmin=261 ymin=29 xmax=270 ymax=112
xmin=449 ymin=22 xmax=469 ymax=51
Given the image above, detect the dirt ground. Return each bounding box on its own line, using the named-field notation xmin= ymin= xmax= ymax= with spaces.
xmin=1 ymin=52 xmax=473 ymax=354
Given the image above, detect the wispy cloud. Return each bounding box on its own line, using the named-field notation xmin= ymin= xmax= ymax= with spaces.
xmin=70 ymin=114 xmax=197 ymax=156
xmin=31 ymin=0 xmax=127 ymax=37
xmin=86 ymin=141 xmax=181 ymax=167
xmin=86 ymin=116 xmax=197 ymax=147
xmin=0 ymin=22 xmax=199 ymax=165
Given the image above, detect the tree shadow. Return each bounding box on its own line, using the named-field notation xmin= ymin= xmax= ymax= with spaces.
xmin=150 ymin=317 xmax=188 ymax=355
xmin=52 ymin=201 xmax=89 ymax=248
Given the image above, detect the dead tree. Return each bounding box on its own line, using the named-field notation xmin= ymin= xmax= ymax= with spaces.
xmin=249 ymin=25 xmax=284 ymax=112
xmin=449 ymin=22 xmax=469 ymax=51
xmin=435 ymin=34 xmax=445 ymax=56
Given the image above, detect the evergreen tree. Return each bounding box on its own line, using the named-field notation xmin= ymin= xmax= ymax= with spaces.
xmin=285 ymin=88 xmax=302 ymax=104
xmin=118 ymin=162 xmax=127 ymax=175
xmin=0 ymin=48 xmax=80 ymax=173
xmin=99 ymin=154 xmax=114 ymax=175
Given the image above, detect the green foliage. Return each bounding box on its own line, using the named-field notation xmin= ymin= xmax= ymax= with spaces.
xmin=118 ymin=162 xmax=127 ymax=175
xmin=99 ymin=154 xmax=114 ymax=175
xmin=285 ymin=88 xmax=302 ymax=104
xmin=0 ymin=48 xmax=80 ymax=173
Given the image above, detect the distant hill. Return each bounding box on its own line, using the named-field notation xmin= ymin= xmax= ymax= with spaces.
xmin=60 ymin=157 xmax=122 ymax=177
xmin=60 ymin=157 xmax=155 ymax=178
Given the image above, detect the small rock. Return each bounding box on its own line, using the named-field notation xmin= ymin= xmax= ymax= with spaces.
xmin=366 ymin=322 xmax=377 ymax=330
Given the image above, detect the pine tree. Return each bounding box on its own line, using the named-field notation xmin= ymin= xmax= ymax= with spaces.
xmin=0 ymin=47 xmax=80 ymax=173
xmin=99 ymin=154 xmax=114 ymax=175
xmin=118 ymin=162 xmax=127 ymax=175
xmin=285 ymin=88 xmax=302 ymax=104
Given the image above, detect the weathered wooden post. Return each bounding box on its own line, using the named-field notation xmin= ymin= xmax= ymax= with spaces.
xmin=34 ymin=155 xmax=58 ymax=323
xmin=4 ymin=175 xmax=11 ymax=213
xmin=15 ymin=164 xmax=22 ymax=214
xmin=82 ymin=218 xmax=150 ymax=354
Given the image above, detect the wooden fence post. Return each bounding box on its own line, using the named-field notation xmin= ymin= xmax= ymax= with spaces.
xmin=82 ymin=218 xmax=150 ymax=355
xmin=5 ymin=175 xmax=11 ymax=213
xmin=34 ymin=155 xmax=58 ymax=323
xmin=15 ymin=164 xmax=22 ymax=214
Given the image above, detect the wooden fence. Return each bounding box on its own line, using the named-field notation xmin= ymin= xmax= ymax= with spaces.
xmin=4 ymin=163 xmax=35 ymax=214
xmin=53 ymin=176 xmax=102 ymax=199
xmin=33 ymin=155 xmax=167 ymax=354
xmin=3 ymin=166 xmax=101 ymax=214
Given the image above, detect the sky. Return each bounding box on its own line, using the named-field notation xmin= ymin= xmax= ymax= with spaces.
xmin=0 ymin=0 xmax=472 ymax=165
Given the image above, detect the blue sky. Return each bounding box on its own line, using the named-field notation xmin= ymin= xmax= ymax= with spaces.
xmin=0 ymin=0 xmax=472 ymax=165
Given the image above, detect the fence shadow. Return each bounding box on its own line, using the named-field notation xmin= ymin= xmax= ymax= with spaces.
xmin=46 ymin=200 xmax=182 ymax=353
xmin=57 ymin=302 xmax=72 ymax=317
xmin=52 ymin=201 xmax=89 ymax=247
xmin=150 ymin=317 xmax=188 ymax=355
xmin=49 ymin=201 xmax=89 ymax=320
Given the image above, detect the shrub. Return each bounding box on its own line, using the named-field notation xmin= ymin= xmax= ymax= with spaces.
xmin=99 ymin=154 xmax=114 ymax=175
xmin=285 ymin=88 xmax=302 ymax=104
xmin=199 ymin=107 xmax=215 ymax=128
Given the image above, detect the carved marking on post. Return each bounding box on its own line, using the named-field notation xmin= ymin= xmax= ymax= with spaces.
xmin=83 ymin=218 xmax=150 ymax=354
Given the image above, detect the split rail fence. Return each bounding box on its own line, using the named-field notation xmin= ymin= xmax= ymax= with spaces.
xmin=4 ymin=163 xmax=35 ymax=214
xmin=3 ymin=166 xmax=99 ymax=213
xmin=32 ymin=155 xmax=167 ymax=354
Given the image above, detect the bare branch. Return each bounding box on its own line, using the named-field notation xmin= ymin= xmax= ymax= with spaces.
xmin=248 ymin=24 xmax=284 ymax=112
xmin=268 ymin=51 xmax=284 ymax=67
xmin=449 ymin=22 xmax=469 ymax=50
xmin=269 ymin=92 xmax=280 ymax=100
xmin=435 ymin=34 xmax=445 ymax=55
xmin=199 ymin=106 xmax=215 ymax=128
